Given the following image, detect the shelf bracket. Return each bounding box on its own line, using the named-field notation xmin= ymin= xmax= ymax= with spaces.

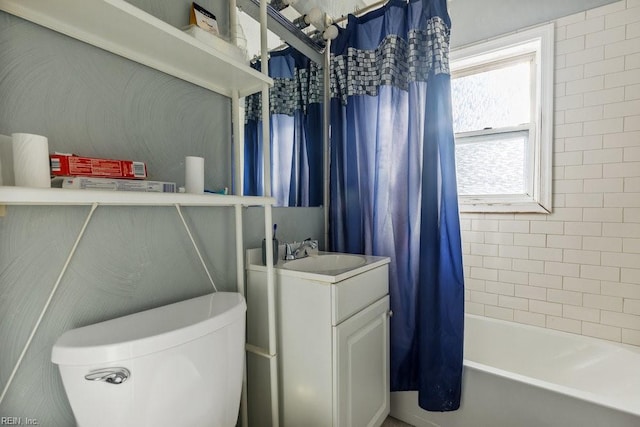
xmin=174 ymin=204 xmax=218 ymax=292
xmin=0 ymin=202 xmax=98 ymax=405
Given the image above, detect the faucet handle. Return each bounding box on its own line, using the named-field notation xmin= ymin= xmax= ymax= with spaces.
xmin=303 ymin=238 xmax=319 ymax=249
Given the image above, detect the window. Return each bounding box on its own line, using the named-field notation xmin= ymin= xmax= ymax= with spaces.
xmin=450 ymin=24 xmax=554 ymax=213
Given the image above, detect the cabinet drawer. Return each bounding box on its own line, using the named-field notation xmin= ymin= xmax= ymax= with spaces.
xmin=331 ymin=265 xmax=389 ymax=325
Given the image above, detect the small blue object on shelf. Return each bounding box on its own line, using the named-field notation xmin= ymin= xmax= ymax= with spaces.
xmin=204 ymin=187 xmax=229 ymax=195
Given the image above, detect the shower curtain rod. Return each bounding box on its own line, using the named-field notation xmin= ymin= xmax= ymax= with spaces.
xmin=251 ymin=34 xmax=321 ymax=63
xmin=332 ymin=0 xmax=394 ymax=25
xmin=237 ymin=0 xmax=324 ymax=63
xmin=247 ymin=0 xmax=401 ymax=60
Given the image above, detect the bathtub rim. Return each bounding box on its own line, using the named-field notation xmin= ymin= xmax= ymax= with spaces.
xmin=463 ymin=314 xmax=640 ymax=417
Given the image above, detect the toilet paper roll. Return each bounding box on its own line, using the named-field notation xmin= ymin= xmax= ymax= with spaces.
xmin=12 ymin=133 xmax=51 ymax=188
xmin=185 ymin=156 xmax=205 ymax=194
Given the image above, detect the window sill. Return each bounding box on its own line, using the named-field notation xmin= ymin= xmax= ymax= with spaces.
xmin=459 ymin=195 xmax=551 ymax=213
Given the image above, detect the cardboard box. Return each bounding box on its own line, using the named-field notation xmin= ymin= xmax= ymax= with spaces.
xmin=190 ymin=2 xmax=219 ymax=36
xmin=61 ymin=177 xmax=176 ymax=193
xmin=50 ymin=154 xmax=147 ymax=179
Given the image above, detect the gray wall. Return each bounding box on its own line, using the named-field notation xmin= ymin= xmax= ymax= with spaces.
xmin=0 ymin=1 xmax=323 ymax=423
xmin=449 ymin=0 xmax=619 ymax=47
xmin=243 ymin=206 xmax=325 ymax=250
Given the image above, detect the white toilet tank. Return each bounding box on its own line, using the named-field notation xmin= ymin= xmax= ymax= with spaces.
xmin=51 ymin=292 xmax=246 ymax=427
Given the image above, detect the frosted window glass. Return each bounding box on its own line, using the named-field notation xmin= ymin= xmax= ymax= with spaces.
xmin=452 ymin=61 xmax=531 ymax=133
xmin=456 ymin=134 xmax=526 ymax=195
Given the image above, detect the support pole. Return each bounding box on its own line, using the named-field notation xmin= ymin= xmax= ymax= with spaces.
xmin=264 ymin=203 xmax=279 ymax=426
xmin=323 ymin=40 xmax=331 ymax=250
xmin=232 ymin=90 xmax=243 ymax=195
xmin=260 ymin=1 xmax=278 ymax=424
xmin=235 ymin=204 xmax=249 ymax=427
xmin=229 ymin=0 xmax=238 ymax=45
xmin=260 ymin=0 xmax=271 ymax=198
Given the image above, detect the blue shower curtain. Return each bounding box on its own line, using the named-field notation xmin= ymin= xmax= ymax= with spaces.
xmin=244 ymin=48 xmax=323 ymax=206
xmin=329 ymin=0 xmax=464 ymax=411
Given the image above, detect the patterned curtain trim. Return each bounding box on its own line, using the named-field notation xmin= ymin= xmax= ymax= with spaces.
xmin=245 ymin=62 xmax=324 ymax=122
xmin=330 ymin=16 xmax=450 ymax=105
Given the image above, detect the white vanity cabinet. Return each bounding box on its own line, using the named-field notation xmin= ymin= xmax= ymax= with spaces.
xmin=246 ymin=250 xmax=391 ymax=427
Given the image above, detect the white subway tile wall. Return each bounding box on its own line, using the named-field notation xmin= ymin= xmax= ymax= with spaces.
xmin=461 ymin=0 xmax=640 ymax=346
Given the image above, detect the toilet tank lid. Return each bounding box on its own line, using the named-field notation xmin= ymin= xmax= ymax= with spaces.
xmin=51 ymin=292 xmax=246 ymax=366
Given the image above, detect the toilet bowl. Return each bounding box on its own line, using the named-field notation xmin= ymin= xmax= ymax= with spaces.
xmin=51 ymin=292 xmax=246 ymax=427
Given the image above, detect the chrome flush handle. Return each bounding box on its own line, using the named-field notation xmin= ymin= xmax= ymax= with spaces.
xmin=85 ymin=367 xmax=131 ymax=385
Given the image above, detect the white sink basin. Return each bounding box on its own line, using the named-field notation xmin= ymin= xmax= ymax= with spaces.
xmin=282 ymin=254 xmax=367 ymax=274
xmin=247 ymin=248 xmax=390 ymax=283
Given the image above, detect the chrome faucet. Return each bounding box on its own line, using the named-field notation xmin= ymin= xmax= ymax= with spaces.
xmin=284 ymin=238 xmax=318 ymax=260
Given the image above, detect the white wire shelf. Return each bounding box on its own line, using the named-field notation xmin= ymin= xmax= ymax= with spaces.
xmin=0 ymin=0 xmax=272 ymax=97
xmin=0 ymin=186 xmax=274 ymax=207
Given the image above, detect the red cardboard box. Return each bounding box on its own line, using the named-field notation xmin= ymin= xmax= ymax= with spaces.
xmin=50 ymin=154 xmax=147 ymax=179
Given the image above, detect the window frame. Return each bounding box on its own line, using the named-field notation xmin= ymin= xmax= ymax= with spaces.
xmin=450 ymin=23 xmax=554 ymax=213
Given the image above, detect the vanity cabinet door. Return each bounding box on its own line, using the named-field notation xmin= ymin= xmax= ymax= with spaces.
xmin=333 ymin=296 xmax=390 ymax=427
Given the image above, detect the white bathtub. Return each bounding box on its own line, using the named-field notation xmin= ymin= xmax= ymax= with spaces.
xmin=390 ymin=314 xmax=640 ymax=427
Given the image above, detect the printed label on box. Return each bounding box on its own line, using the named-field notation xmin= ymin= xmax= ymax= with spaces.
xmin=62 ymin=177 xmax=176 ymax=193
xmin=50 ymin=154 xmax=147 ymax=179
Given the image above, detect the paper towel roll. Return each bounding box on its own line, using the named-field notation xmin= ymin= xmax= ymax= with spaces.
xmin=12 ymin=133 xmax=51 ymax=188
xmin=185 ymin=156 xmax=205 ymax=194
